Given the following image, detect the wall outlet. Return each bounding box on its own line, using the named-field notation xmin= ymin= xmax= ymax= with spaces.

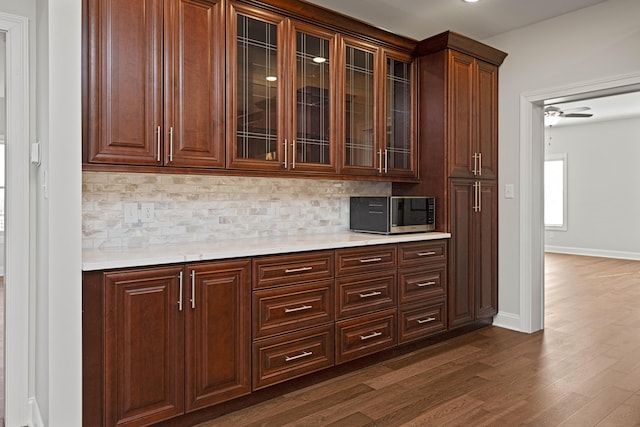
xmin=141 ymin=202 xmax=155 ymax=223
xmin=124 ymin=203 xmax=138 ymax=223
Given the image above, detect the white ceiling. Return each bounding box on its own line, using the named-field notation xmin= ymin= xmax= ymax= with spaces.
xmin=303 ymin=0 xmax=608 ymax=41
xmin=547 ymin=91 xmax=640 ymax=127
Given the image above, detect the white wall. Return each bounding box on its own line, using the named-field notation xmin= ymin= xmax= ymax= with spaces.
xmin=484 ymin=0 xmax=640 ymax=329
xmin=545 ymin=118 xmax=640 ymax=259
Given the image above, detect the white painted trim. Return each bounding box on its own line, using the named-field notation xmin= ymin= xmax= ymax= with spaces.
xmin=28 ymin=397 xmax=44 ymax=427
xmin=492 ymin=311 xmax=522 ymax=332
xmin=0 ymin=11 xmax=31 ymax=427
xmin=519 ymin=71 xmax=640 ymax=334
xmin=545 ymin=246 xmax=640 ymax=261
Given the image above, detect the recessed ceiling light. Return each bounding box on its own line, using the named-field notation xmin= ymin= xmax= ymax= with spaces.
xmin=312 ymin=57 xmax=327 ymax=64
xmin=265 ymin=76 xmax=277 ymax=82
xmin=463 ymin=0 xmax=479 ymax=3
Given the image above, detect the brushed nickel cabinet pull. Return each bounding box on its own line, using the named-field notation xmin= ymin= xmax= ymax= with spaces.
xmin=359 ymin=257 xmax=382 ymax=264
xmin=417 ymin=251 xmax=436 ymax=256
xmin=472 ymin=152 xmax=478 ymax=175
xmin=285 ymin=351 xmax=312 ymax=362
xmin=284 ymin=266 xmax=312 ymax=273
xmin=359 ymin=291 xmax=382 ymax=298
xmin=478 ymin=181 xmax=482 ymax=212
xmin=169 ymin=126 xmax=174 ymax=162
xmin=417 ymin=317 xmax=436 ymax=324
xmin=156 ymin=126 xmax=161 ymax=162
xmin=178 ymin=271 xmax=183 ymax=311
xmin=378 ymin=149 xmax=383 ymax=173
xmin=360 ymin=331 xmax=382 ymax=341
xmin=478 ymin=152 xmax=482 ymax=176
xmin=417 ymin=281 xmax=436 ymax=287
xmin=291 ymin=140 xmax=296 ymax=169
xmin=283 ymin=139 xmax=288 ymax=168
xmin=284 ymin=305 xmax=312 ymax=313
xmin=190 ymin=270 xmax=195 ymax=309
xmin=384 ymin=148 xmax=388 ymax=173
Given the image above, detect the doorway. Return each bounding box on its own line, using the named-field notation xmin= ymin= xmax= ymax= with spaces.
xmin=519 ymin=72 xmax=640 ymax=333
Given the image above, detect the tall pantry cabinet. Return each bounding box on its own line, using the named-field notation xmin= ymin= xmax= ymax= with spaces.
xmin=393 ymin=31 xmax=507 ymax=329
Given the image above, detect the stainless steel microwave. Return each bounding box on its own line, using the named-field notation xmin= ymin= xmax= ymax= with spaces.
xmin=349 ymin=196 xmax=435 ymax=234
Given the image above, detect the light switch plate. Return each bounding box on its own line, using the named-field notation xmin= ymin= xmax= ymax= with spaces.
xmin=505 ymin=184 xmax=514 ymax=199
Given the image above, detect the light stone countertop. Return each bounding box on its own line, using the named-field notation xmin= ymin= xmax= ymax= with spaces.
xmin=82 ymin=231 xmax=451 ymax=271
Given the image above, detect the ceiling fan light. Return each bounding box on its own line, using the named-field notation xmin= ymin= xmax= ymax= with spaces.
xmin=544 ymin=113 xmax=561 ymax=127
xmin=463 ymin=0 xmax=479 ymax=3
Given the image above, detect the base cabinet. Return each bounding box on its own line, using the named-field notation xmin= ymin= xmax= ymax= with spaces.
xmin=85 ymin=260 xmax=251 ymax=427
xmin=449 ymin=179 xmax=497 ymax=329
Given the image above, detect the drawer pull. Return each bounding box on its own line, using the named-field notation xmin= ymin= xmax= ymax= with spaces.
xmin=285 ymin=351 xmax=313 ymax=362
xmin=360 ymin=331 xmax=382 ymax=341
xmin=359 ymin=291 xmax=382 ymax=298
xmin=359 ymin=257 xmax=382 ymax=264
xmin=417 ymin=281 xmax=436 ymax=287
xmin=284 ymin=266 xmax=313 ymax=273
xmin=417 ymin=317 xmax=436 ymax=324
xmin=284 ymin=304 xmax=313 ymax=313
xmin=417 ymin=251 xmax=437 ymax=256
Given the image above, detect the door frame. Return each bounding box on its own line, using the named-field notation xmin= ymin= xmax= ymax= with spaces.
xmin=519 ymin=71 xmax=640 ymax=333
xmin=0 ymin=11 xmax=30 ymax=426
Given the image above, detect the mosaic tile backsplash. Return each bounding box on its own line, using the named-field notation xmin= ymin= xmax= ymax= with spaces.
xmin=82 ymin=172 xmax=391 ymax=249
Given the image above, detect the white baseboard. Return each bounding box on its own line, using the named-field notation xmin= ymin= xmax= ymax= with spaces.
xmin=492 ymin=311 xmax=524 ymax=332
xmin=28 ymin=397 xmax=45 ymax=427
xmin=545 ymin=245 xmax=640 ymax=261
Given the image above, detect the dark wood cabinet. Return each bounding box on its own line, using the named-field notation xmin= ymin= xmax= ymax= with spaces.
xmin=86 ymin=260 xmax=251 ymax=426
xmin=103 ymin=266 xmax=185 ymax=427
xmin=447 ymin=50 xmax=498 ymax=180
xmin=449 ymin=179 xmax=497 ymax=329
xmin=393 ymin=31 xmax=505 ymax=331
xmin=86 ymin=0 xmax=225 ymax=168
xmin=185 ymin=260 xmax=251 ymax=412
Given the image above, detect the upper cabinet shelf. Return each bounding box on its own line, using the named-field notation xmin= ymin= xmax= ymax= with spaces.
xmin=83 ymin=0 xmax=418 ymax=182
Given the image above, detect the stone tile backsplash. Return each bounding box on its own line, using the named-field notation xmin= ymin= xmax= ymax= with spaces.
xmin=82 ymin=172 xmax=391 ymax=249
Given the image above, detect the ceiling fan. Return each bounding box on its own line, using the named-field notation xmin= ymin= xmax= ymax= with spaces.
xmin=544 ymin=105 xmax=593 ymax=126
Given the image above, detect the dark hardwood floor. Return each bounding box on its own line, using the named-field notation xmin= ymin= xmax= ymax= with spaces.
xmin=197 ymin=253 xmax=640 ymax=426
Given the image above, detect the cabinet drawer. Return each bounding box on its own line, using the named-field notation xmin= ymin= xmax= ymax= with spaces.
xmin=335 ymin=308 xmax=396 ymax=364
xmin=253 ymin=251 xmax=334 ymax=289
xmin=398 ymin=240 xmax=447 ymax=267
xmin=253 ymin=279 xmax=334 ymax=339
xmin=335 ymin=271 xmax=396 ymax=320
xmin=398 ymin=264 xmax=446 ymax=305
xmin=335 ymin=245 xmax=397 ymax=276
xmin=252 ymin=324 xmax=334 ymax=390
xmin=398 ymin=300 xmax=447 ymax=344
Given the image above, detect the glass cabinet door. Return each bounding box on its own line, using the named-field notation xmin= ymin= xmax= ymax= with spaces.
xmin=227 ymin=4 xmax=286 ymax=170
xmin=290 ymin=24 xmax=336 ymax=172
xmin=341 ymin=39 xmax=378 ymax=174
xmin=384 ymin=53 xmax=415 ymax=177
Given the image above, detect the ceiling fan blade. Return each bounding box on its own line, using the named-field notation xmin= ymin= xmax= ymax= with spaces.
xmin=562 ymin=113 xmax=593 ymax=118
xmin=562 ymin=106 xmax=591 ymax=113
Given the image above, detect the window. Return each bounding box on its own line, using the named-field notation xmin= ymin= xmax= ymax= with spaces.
xmin=544 ymin=153 xmax=567 ymax=230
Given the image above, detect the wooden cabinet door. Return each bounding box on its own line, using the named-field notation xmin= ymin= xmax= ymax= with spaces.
xmin=475 ymin=60 xmax=498 ymax=180
xmin=164 ymin=0 xmax=225 ymax=168
xmin=87 ymin=0 xmax=163 ymax=165
xmin=447 ymin=51 xmax=474 ymax=179
xmin=185 ymin=260 xmax=251 ymax=412
xmin=104 ymin=266 xmax=184 ymax=427
xmin=338 ymin=36 xmax=380 ymax=176
xmin=448 ymin=180 xmax=475 ymax=329
xmin=382 ymin=50 xmax=417 ymax=179
xmin=476 ymin=181 xmax=498 ymax=319
xmin=288 ymin=21 xmax=338 ymax=174
xmin=226 ymin=2 xmax=287 ymax=171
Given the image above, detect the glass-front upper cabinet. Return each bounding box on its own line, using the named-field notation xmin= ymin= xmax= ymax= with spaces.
xmin=227 ymin=3 xmax=286 ymax=170
xmin=383 ymin=51 xmax=416 ymax=178
xmin=339 ymin=37 xmax=379 ymax=176
xmin=288 ymin=22 xmax=337 ymax=173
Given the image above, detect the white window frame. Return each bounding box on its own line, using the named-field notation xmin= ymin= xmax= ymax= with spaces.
xmin=544 ymin=152 xmax=568 ymax=231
